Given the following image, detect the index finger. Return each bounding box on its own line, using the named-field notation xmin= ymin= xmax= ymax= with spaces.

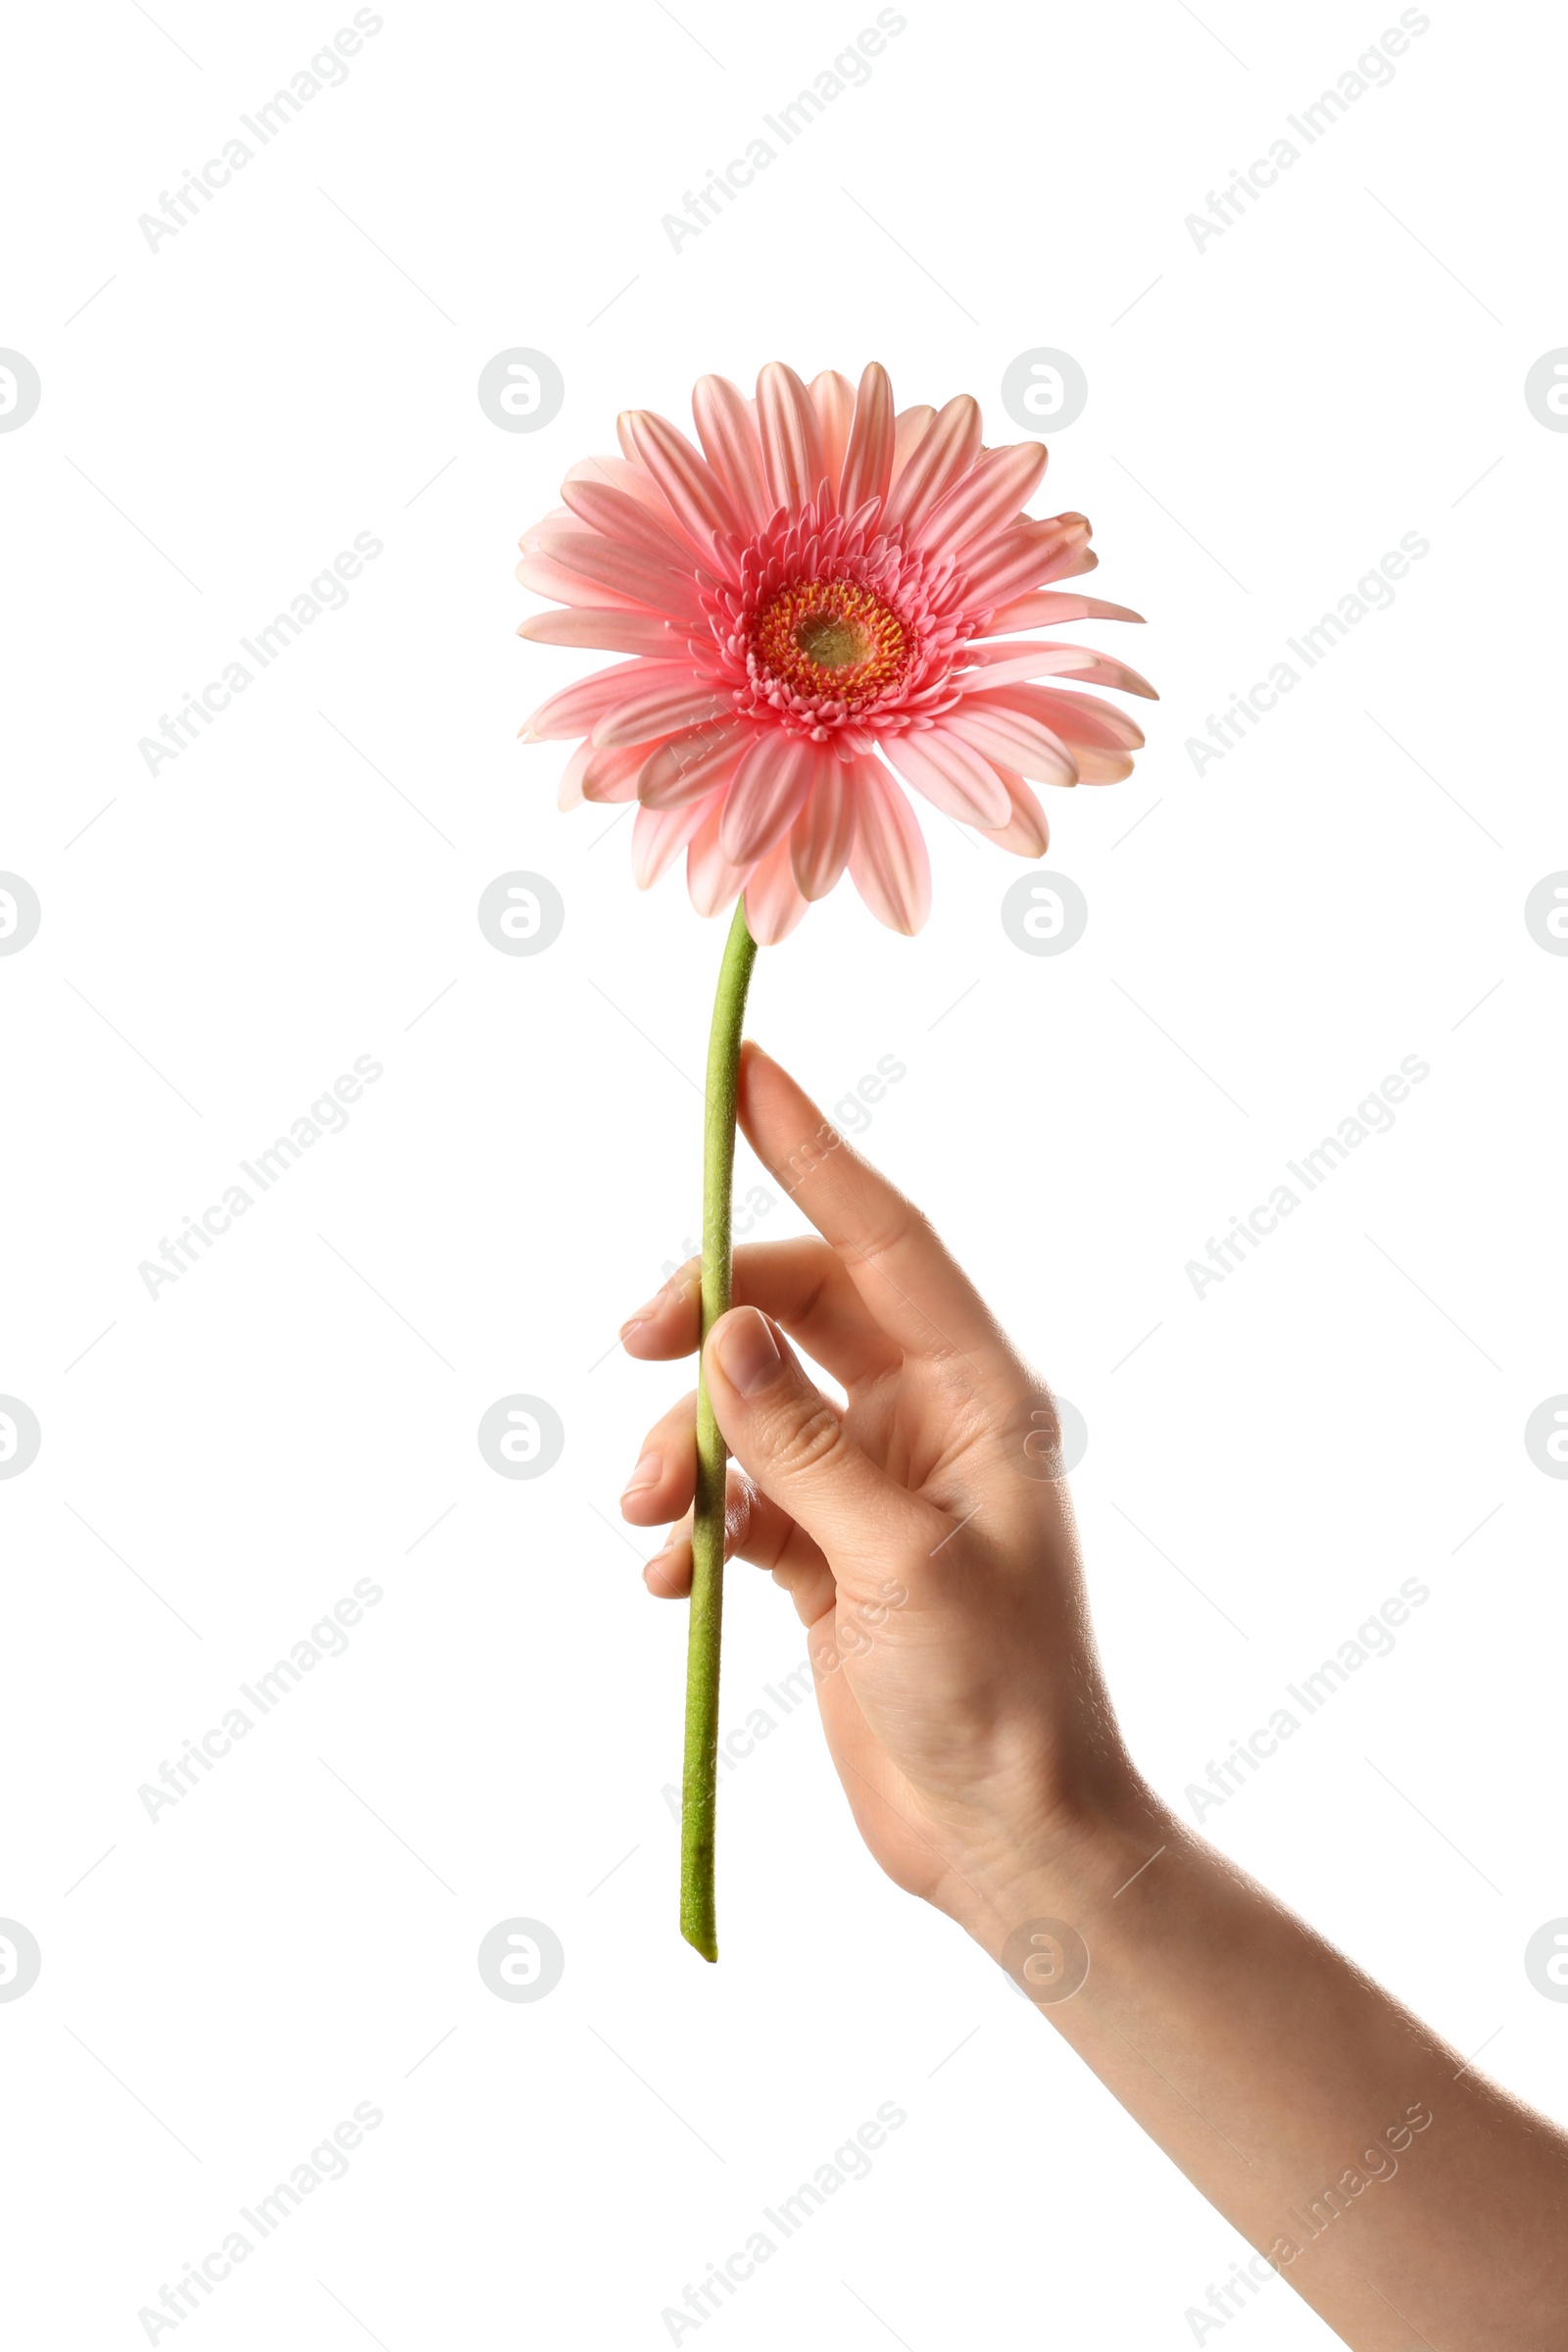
xmin=621 ymin=1237 xmax=901 ymax=1390
xmin=735 ymin=1041 xmax=1015 ymax=1382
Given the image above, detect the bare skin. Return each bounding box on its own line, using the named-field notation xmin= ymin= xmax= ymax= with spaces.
xmin=619 ymin=1042 xmax=1568 ymax=2349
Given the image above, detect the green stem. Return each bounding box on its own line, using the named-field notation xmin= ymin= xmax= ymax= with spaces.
xmin=680 ymin=897 xmax=760 ymax=1961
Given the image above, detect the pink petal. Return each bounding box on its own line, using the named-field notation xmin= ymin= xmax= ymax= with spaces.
xmin=952 ymin=515 xmax=1095 ymax=611
xmin=526 ymin=526 xmax=706 ymax=618
xmin=1071 ymin=748 xmax=1133 ymax=785
xmin=881 ymin=724 xmax=1012 ymax=828
xmin=692 ymin=374 xmax=773 ymax=532
xmin=514 ymin=551 xmax=648 ymax=612
xmin=744 ymin=836 xmax=810 ymax=945
xmin=579 ymin=740 xmax=655 ymax=802
xmin=556 ymin=740 xmax=592 ymax=809
xmin=959 ymin=641 xmax=1088 ymax=688
xmin=848 ymin=757 xmax=931 ymax=934
xmin=636 ymin=720 xmax=747 ymax=808
xmin=943 ymin=700 xmax=1077 ymax=788
xmin=517 ymin=505 xmax=575 ymax=548
xmin=973 ymin=682 xmax=1146 ymax=752
xmin=1047 ymin=544 xmax=1098 ymax=584
xmin=757 ymin=362 xmax=828 ymax=514
xmin=984 ymin=590 xmax=1146 ymax=631
xmin=976 ymin=765 xmax=1052 ymax=858
xmin=789 ymin=760 xmax=857 ymax=900
xmin=632 ymin=800 xmax=709 ymax=888
xmin=810 ymin=370 xmax=857 ymax=498
xmin=890 ymin=405 xmax=936 ymax=481
xmin=718 ymin=729 xmax=817 ymax=863
xmin=883 ymin=395 xmax=983 ymax=533
xmin=517 ymin=609 xmax=682 ymax=655
xmin=964 ymin=639 xmax=1156 ymax=699
xmin=592 ymin=678 xmax=731 ymax=749
xmin=564 ymin=455 xmax=670 ymax=518
xmin=919 ymin=442 xmax=1049 ymax=561
xmin=1050 ymin=647 xmax=1157 ymax=700
xmin=686 ymin=800 xmax=752 ymax=917
xmin=617 ymin=410 xmax=742 ymax=548
xmin=839 ymin=362 xmax=896 ymax=516
xmin=560 ymin=477 xmax=710 ymax=575
xmin=522 ymin=659 xmax=696 ymax=742
xmin=1071 ymin=747 xmax=1136 ymax=784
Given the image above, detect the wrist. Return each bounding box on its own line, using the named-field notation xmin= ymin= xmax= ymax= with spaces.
xmin=945 ymin=1773 xmax=1178 ymax=1978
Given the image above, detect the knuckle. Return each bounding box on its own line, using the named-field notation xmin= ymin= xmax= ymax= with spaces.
xmin=855 ymin=1209 xmax=915 ymax=1271
xmin=767 ymin=1396 xmax=847 ymax=1481
xmin=854 ymin=1199 xmax=939 ymax=1282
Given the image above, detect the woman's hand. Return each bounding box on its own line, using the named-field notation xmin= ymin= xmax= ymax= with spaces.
xmin=620 ymin=1042 xmax=1568 ymax=2352
xmin=619 ymin=1039 xmax=1144 ymax=1939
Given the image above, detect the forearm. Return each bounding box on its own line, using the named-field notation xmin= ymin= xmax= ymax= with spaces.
xmin=957 ymin=1789 xmax=1568 ymax=2348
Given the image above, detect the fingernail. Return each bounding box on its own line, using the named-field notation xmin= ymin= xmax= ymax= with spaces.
xmin=711 ymin=1308 xmax=780 ymax=1396
xmin=621 ymin=1451 xmax=661 ymax=1500
xmin=619 ymin=1303 xmax=657 ymax=1340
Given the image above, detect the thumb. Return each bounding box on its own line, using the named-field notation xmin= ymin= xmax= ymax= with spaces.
xmin=703 ymin=1305 xmax=944 ymax=1592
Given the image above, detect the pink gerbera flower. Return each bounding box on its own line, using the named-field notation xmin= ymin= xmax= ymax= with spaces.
xmin=518 ymin=361 xmax=1154 ymax=944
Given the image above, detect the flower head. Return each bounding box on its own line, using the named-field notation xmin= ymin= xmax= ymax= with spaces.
xmin=519 ymin=363 xmax=1154 ymax=942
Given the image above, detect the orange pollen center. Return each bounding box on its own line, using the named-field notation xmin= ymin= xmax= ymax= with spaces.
xmin=751 ymin=579 xmax=908 ymax=709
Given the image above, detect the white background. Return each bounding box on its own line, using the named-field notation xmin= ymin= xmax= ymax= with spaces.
xmin=3 ymin=0 xmax=1565 ymax=2344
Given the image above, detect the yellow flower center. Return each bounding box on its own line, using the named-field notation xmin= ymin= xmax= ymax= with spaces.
xmin=752 ymin=579 xmax=908 ymax=710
